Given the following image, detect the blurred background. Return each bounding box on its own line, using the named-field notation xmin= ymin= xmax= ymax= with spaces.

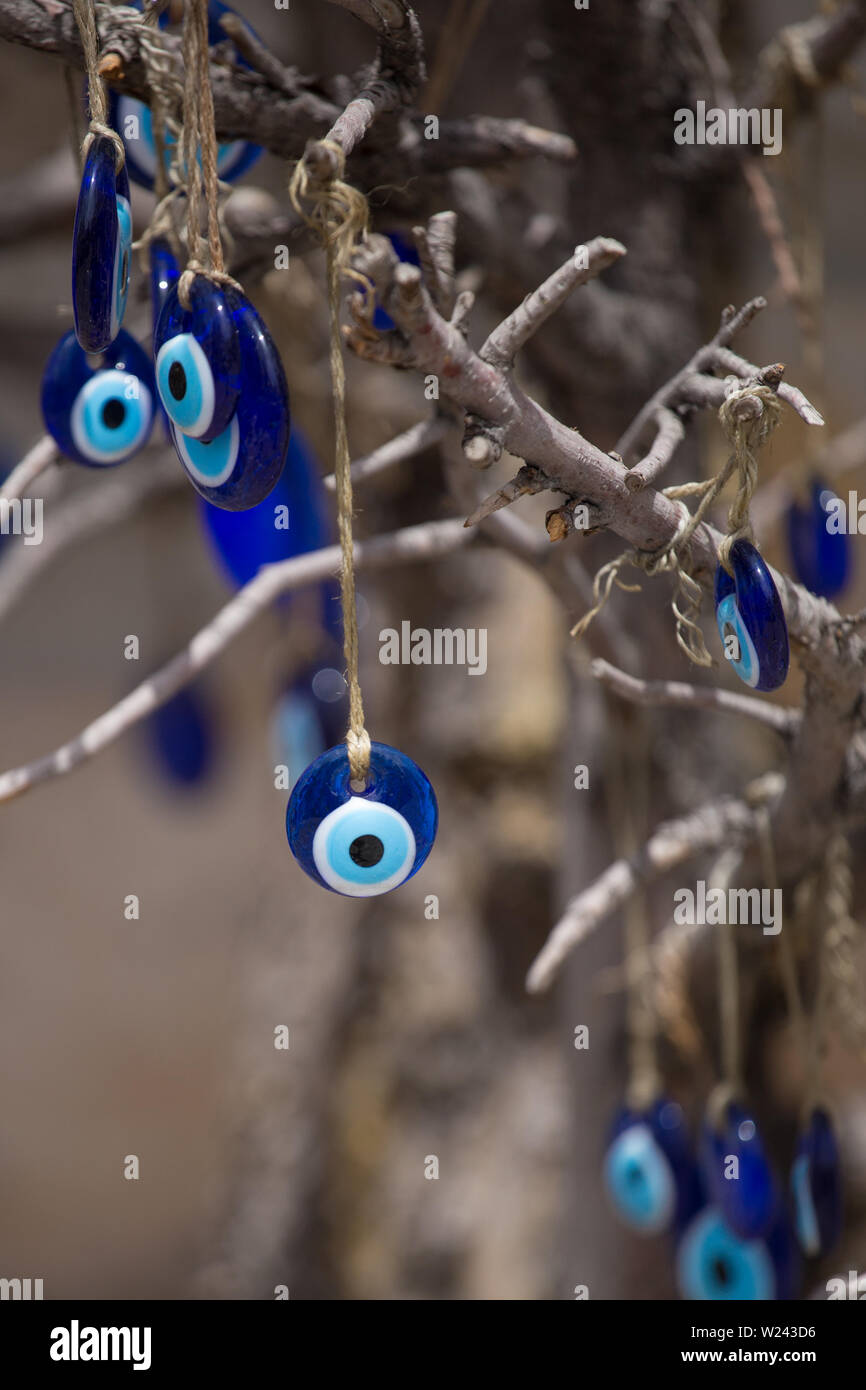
xmin=0 ymin=0 xmax=865 ymax=1300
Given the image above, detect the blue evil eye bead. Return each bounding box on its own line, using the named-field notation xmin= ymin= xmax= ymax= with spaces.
xmin=110 ymin=92 xmax=261 ymax=192
xmin=676 ymin=1206 xmax=799 ymax=1301
xmin=286 ymin=741 xmax=438 ymax=897
xmin=272 ymin=667 xmax=348 ymax=791
xmin=170 ymin=288 xmax=290 ymax=510
xmin=107 ymin=1 xmax=260 ymax=191
xmin=786 ymin=479 xmax=850 ymax=600
xmin=714 ymin=539 xmax=789 ymax=692
xmin=702 ymin=1102 xmax=777 ymax=1239
xmin=604 ymin=1098 xmax=702 ymax=1236
xmin=41 ymin=329 xmax=155 ymax=468
xmin=791 ymin=1107 xmax=843 ymax=1257
xmin=149 ymin=237 xmax=180 ymax=329
xmin=72 ymin=135 xmax=132 ymax=353
xmin=198 ymin=427 xmax=329 ymax=589
xmin=155 ymin=279 xmax=241 ymax=441
xmin=144 ymin=685 xmax=214 ymax=788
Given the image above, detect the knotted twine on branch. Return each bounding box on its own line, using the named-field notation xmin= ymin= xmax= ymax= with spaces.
xmin=289 ymin=141 xmax=372 ymax=784
xmin=73 ymin=0 xmax=126 ymax=170
xmin=571 ymin=382 xmax=783 ymax=664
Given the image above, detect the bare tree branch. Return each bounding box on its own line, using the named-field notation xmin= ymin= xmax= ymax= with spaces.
xmin=480 ymin=237 xmax=626 ymax=369
xmin=323 ymin=415 xmax=450 ymax=491
xmin=590 ymin=659 xmax=800 ymax=737
xmin=0 ymin=518 xmax=473 ymax=806
xmin=526 ymin=779 xmax=785 ymax=994
xmin=0 ymin=436 xmax=60 ymax=503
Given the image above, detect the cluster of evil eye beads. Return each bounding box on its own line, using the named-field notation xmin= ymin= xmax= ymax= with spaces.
xmin=604 ymin=1097 xmax=842 ymax=1299
xmin=39 ymin=2 xmax=439 ymax=896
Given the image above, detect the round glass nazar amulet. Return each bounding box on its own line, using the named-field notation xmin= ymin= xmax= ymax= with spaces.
xmin=286 ymin=742 xmax=438 ymax=897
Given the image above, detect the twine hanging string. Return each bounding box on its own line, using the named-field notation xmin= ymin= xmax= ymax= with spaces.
xmin=73 ymin=0 xmax=126 ymax=170
xmin=176 ymin=0 xmax=241 ymax=308
xmin=706 ymin=845 xmax=745 ymax=1131
xmin=572 ymin=381 xmax=783 ymax=659
xmin=289 ymin=143 xmax=372 ymax=785
xmin=604 ymin=703 xmax=660 ymax=1111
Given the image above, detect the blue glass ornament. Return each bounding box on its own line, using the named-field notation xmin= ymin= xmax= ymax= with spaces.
xmin=198 ymin=427 xmax=330 ymax=589
xmin=791 ymin=1107 xmax=843 ymax=1257
xmin=286 ymin=741 xmax=438 ymax=897
xmin=272 ymin=666 xmax=348 ymax=792
xmin=786 ymin=479 xmax=850 ymax=600
xmin=702 ymin=1101 xmax=777 ymax=1239
xmin=676 ymin=1205 xmax=799 ymax=1301
xmin=154 ymin=278 xmax=241 ymax=441
xmin=72 ymin=136 xmax=131 ymax=353
xmin=41 ymin=329 xmax=156 ymax=468
xmin=714 ymin=539 xmax=789 ymax=692
xmin=149 ymin=237 xmax=180 ymax=328
xmin=604 ymin=1098 xmax=702 ymax=1236
xmin=108 ymin=1 xmax=261 ymax=191
xmin=168 ymin=287 xmax=291 ymax=510
xmin=144 ymin=685 xmax=214 ymax=788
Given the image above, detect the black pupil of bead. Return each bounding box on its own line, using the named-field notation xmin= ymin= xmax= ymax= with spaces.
xmin=101 ymin=398 xmax=126 ymax=429
xmin=168 ymin=361 xmax=187 ymax=401
xmin=711 ymin=1256 xmax=730 ymax=1288
xmin=625 ymin=1163 xmax=644 ymax=1187
xmin=349 ymin=834 xmax=384 ymax=868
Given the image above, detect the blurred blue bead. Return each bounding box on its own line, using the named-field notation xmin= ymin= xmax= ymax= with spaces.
xmin=107 ymin=1 xmax=261 ymax=191
xmin=791 ymin=1107 xmax=843 ymax=1257
xmin=786 ymin=479 xmax=850 ymax=599
xmin=715 ymin=539 xmax=789 ymax=692
xmin=271 ymin=667 xmax=348 ymax=792
xmin=72 ymin=135 xmax=132 ymax=352
xmin=286 ymin=741 xmax=438 ymax=896
xmin=604 ymin=1098 xmax=702 ymax=1236
xmin=198 ymin=427 xmax=330 ymax=590
xmin=41 ymin=329 xmax=156 ymax=468
xmin=676 ymin=1204 xmax=799 ymax=1301
xmin=149 ymin=237 xmax=180 ymax=330
xmin=702 ymin=1101 xmax=777 ymax=1239
xmin=145 ymin=685 xmax=214 ymax=787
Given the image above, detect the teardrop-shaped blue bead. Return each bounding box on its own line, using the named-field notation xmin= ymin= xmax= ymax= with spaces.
xmin=786 ymin=479 xmax=850 ymax=599
xmin=791 ymin=1107 xmax=843 ymax=1257
xmin=714 ymin=539 xmax=789 ymax=692
xmin=702 ymin=1102 xmax=777 ymax=1239
xmin=676 ymin=1203 xmax=800 ymax=1300
xmin=604 ymin=1097 xmax=703 ymax=1236
xmin=144 ymin=684 xmax=215 ymax=788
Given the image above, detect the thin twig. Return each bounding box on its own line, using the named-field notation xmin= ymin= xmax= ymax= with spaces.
xmin=322 ymin=416 xmax=449 ymax=491
xmin=591 ymin=659 xmax=800 ymax=736
xmin=526 ymin=781 xmax=785 ymax=994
